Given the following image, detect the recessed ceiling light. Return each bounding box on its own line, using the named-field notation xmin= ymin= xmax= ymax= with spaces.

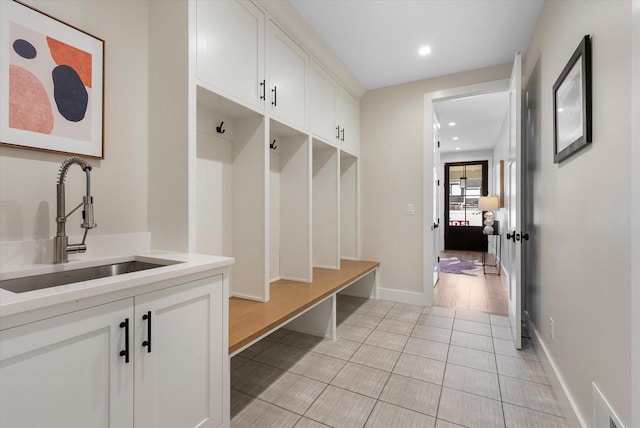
xmin=452 ymin=137 xmax=459 ymax=140
xmin=448 ymin=122 xmax=456 ymax=127
xmin=418 ymin=45 xmax=431 ymax=56
xmin=455 ymin=147 xmax=461 ymax=151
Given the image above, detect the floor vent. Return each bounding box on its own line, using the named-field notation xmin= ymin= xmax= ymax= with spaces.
xmin=593 ymin=382 xmax=625 ymax=428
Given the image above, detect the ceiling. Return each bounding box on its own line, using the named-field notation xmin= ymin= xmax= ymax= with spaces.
xmin=435 ymin=91 xmax=509 ymax=154
xmin=287 ymin=0 xmax=538 ymax=154
xmin=288 ymin=0 xmax=543 ymax=90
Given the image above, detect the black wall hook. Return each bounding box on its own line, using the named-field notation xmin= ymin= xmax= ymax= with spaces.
xmin=270 ymin=139 xmax=277 ymax=150
xmin=216 ymin=121 xmax=226 ymax=134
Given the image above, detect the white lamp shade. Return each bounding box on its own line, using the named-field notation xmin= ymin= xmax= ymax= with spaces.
xmin=478 ymin=196 xmax=499 ymax=211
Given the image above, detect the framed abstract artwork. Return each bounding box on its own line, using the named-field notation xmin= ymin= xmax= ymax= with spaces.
xmin=0 ymin=0 xmax=104 ymax=158
xmin=553 ymin=35 xmax=591 ymax=164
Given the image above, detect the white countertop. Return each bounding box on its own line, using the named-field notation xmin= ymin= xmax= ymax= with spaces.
xmin=0 ymin=251 xmax=234 ymax=320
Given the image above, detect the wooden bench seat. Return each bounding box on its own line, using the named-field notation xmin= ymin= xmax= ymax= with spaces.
xmin=229 ymin=259 xmax=379 ymax=355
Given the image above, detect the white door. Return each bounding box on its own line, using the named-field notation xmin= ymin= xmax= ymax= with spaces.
xmin=134 ymin=275 xmax=227 ymax=428
xmin=506 ymin=52 xmax=523 ymax=349
xmin=0 ymin=299 xmax=134 ymax=428
xmin=195 ymin=0 xmax=265 ymax=110
xmin=433 ymin=119 xmax=442 ymax=286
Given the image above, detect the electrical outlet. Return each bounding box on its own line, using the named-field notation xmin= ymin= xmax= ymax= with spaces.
xmin=549 ymin=317 xmax=554 ymax=340
xmin=406 ymin=204 xmax=415 ymax=215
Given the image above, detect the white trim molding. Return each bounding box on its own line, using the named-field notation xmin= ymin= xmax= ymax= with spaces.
xmin=631 ymin=2 xmax=640 ymax=427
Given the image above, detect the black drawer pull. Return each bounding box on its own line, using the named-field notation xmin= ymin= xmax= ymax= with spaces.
xmin=119 ymin=318 xmax=130 ymax=363
xmin=142 ymin=311 xmax=152 ymax=353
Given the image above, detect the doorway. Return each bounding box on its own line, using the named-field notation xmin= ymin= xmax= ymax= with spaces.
xmin=444 ymin=161 xmax=488 ymax=252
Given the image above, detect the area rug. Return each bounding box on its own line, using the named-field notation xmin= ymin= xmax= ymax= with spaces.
xmin=439 ymin=257 xmax=483 ymax=276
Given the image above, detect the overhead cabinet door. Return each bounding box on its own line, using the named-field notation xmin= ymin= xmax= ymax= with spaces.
xmin=196 ymin=0 xmax=265 ymax=110
xmin=310 ymin=62 xmax=338 ymax=145
xmin=337 ymin=87 xmax=360 ymax=156
xmin=266 ymin=20 xmax=309 ymax=130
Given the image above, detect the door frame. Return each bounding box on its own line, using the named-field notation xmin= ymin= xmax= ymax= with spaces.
xmin=422 ymin=79 xmax=509 ymax=307
xmin=631 ymin=0 xmax=639 ymax=424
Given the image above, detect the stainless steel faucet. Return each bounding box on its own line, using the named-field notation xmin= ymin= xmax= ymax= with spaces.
xmin=53 ymin=157 xmax=97 ymax=264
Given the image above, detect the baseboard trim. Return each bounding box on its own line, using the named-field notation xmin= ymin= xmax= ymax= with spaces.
xmin=377 ymin=287 xmax=429 ymax=305
xmin=528 ymin=314 xmax=588 ymax=427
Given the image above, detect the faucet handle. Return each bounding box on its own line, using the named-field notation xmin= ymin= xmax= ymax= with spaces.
xmin=81 ymin=196 xmax=97 ymax=229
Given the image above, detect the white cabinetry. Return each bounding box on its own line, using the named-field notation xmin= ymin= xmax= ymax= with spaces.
xmin=0 ymin=275 xmax=228 ymax=428
xmin=195 ymin=2 xmax=309 ymax=131
xmin=135 ymin=275 xmax=227 ymax=428
xmin=266 ymin=20 xmax=309 ymax=130
xmin=337 ymin=87 xmax=360 ymax=156
xmin=310 ymin=62 xmax=338 ymax=144
xmin=196 ymin=0 xmax=265 ymax=111
xmin=310 ymin=63 xmax=359 ymax=154
xmin=0 ymin=299 xmax=133 ymax=428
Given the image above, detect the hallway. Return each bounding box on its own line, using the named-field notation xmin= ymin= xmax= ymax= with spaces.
xmin=230 ymin=295 xmax=569 ymax=427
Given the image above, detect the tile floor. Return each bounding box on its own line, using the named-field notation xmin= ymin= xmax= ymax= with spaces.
xmin=230 ymin=296 xmax=570 ymax=428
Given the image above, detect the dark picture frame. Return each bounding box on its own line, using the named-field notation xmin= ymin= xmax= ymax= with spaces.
xmin=553 ymin=35 xmax=592 ymax=164
xmin=0 ymin=0 xmax=105 ymax=158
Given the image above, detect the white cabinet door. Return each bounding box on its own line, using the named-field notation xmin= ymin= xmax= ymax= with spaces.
xmin=310 ymin=62 xmax=338 ymax=144
xmin=0 ymin=299 xmax=134 ymax=428
xmin=196 ymin=0 xmax=265 ymax=110
xmin=134 ymin=275 xmax=227 ymax=428
xmin=337 ymin=87 xmax=360 ymax=156
xmin=266 ymin=20 xmax=309 ymax=130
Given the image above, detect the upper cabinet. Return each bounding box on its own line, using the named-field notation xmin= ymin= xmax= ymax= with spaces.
xmin=196 ymin=1 xmax=309 ymax=131
xmin=337 ymin=86 xmax=360 ymax=156
xmin=265 ymin=20 xmax=309 ymax=130
xmin=311 ymin=63 xmax=360 ymax=155
xmin=310 ymin=61 xmax=338 ymax=144
xmin=196 ymin=0 xmax=265 ymax=110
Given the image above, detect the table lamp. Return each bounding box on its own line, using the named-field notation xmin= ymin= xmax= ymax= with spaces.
xmin=478 ymin=196 xmax=499 ymax=235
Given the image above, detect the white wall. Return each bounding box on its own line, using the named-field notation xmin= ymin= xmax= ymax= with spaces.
xmin=360 ymin=64 xmax=511 ymax=296
xmin=523 ymin=1 xmax=632 ymax=425
xmin=0 ymin=1 xmax=149 ymax=248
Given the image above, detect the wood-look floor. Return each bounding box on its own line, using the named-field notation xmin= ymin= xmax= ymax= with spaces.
xmin=229 ymin=260 xmax=380 ymax=354
xmin=434 ymin=250 xmax=508 ymax=315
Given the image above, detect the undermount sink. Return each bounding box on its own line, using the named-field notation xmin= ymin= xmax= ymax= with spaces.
xmin=0 ymin=260 xmax=177 ymax=294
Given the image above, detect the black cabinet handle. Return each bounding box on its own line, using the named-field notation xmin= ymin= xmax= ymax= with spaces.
xmin=142 ymin=311 xmax=152 ymax=353
xmin=271 ymin=86 xmax=277 ymax=106
xmin=521 ymin=232 xmax=530 ymax=241
xmin=506 ymin=232 xmax=516 ymax=242
xmin=433 ymin=222 xmax=439 ymax=229
xmin=341 ymin=128 xmax=345 ymax=141
xmin=259 ymin=80 xmax=266 ymax=100
xmin=119 ymin=318 xmax=130 ymax=363
xmin=336 ymin=126 xmax=340 ymax=140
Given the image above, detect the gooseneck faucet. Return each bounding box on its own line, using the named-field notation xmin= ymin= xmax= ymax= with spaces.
xmin=53 ymin=157 xmax=97 ymax=264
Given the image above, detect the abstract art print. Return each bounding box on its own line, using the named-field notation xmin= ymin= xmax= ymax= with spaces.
xmin=0 ymin=1 xmax=104 ymax=158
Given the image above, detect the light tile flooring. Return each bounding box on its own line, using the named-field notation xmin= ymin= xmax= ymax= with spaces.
xmin=231 ymin=296 xmax=569 ymax=428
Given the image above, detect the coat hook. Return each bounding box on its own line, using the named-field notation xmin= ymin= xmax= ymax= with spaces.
xmin=216 ymin=121 xmax=226 ymax=134
xmin=270 ymin=139 xmax=277 ymax=150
